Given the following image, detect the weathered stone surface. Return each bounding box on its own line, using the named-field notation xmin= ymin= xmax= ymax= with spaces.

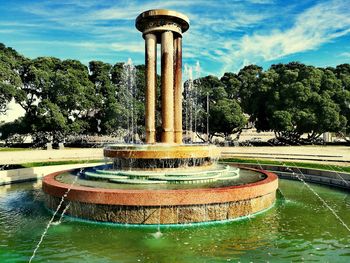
xmin=109 ymin=206 xmax=127 ymax=223
xmin=207 ymin=203 xmax=228 ymax=221
xmin=145 ymin=33 xmax=157 ymax=144
xmin=144 ymin=207 xmax=161 ymax=224
xmin=136 ymin=10 xmax=189 ymax=144
xmin=251 ymin=197 xmax=263 ymax=213
xmin=126 ymin=206 xmax=144 ymax=224
xmin=178 ymin=206 xmax=206 ymax=223
xmin=44 ymin=191 xmax=277 ymax=224
xmin=173 ymin=36 xmax=183 ymax=144
xmin=228 ymin=200 xmax=250 ymax=219
xmin=161 ymin=31 xmax=174 ymax=143
xmin=160 ymin=206 xmax=178 ymax=224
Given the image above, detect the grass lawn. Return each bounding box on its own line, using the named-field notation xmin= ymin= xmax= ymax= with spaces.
xmin=21 ymin=159 xmax=105 ymax=168
xmin=2 ymin=155 xmax=349 ymax=173
xmin=0 ymin=148 xmax=34 ymax=152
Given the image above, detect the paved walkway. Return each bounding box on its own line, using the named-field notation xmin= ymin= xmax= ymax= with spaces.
xmin=221 ymin=145 xmax=350 ymax=165
xmin=0 ymin=146 xmax=349 ymax=166
xmin=0 ymin=148 xmax=103 ymax=165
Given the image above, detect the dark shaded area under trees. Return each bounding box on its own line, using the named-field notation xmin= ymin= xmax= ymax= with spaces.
xmin=1 ymin=43 xmax=350 ymax=147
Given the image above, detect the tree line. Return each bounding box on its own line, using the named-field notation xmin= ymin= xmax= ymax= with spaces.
xmin=1 ymin=43 xmax=349 ymax=146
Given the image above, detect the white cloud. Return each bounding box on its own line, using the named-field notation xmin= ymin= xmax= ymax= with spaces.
xmin=220 ymin=0 xmax=350 ymax=73
xmin=248 ymin=0 xmax=274 ymax=3
xmin=5 ymin=0 xmax=348 ymax=77
xmin=341 ymin=52 xmax=350 ymax=58
xmin=17 ymin=40 xmax=144 ymax=54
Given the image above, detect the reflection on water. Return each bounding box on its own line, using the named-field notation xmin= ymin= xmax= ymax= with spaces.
xmin=0 ymin=179 xmax=349 ymax=262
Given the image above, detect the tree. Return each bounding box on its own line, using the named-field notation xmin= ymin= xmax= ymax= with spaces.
xmin=15 ymin=57 xmax=61 ymax=116
xmin=192 ymin=75 xmax=247 ymax=142
xmin=220 ymin=72 xmax=240 ymax=100
xmin=110 ymin=62 xmax=147 ymax=141
xmin=0 ymin=117 xmax=29 ymax=144
xmin=209 ymin=97 xmax=247 ymax=141
xmin=12 ymin=57 xmax=95 ymax=144
xmin=246 ymin=62 xmax=346 ymax=144
xmin=237 ymin=64 xmax=263 ymax=116
xmin=0 ymin=43 xmax=25 ymax=114
xmin=89 ymin=61 xmax=123 ymax=136
xmin=46 ymin=59 xmax=95 ymax=141
xmin=333 ymin=64 xmax=350 ymax=141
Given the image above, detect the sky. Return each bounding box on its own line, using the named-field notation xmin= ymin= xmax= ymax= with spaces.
xmin=1 ymin=0 xmax=350 ymax=121
xmin=0 ymin=0 xmax=350 ymax=77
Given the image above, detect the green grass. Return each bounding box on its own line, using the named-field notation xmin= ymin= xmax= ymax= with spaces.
xmin=0 ymin=148 xmax=33 ymax=152
xmin=220 ymin=157 xmax=350 ymax=173
xmin=21 ymin=159 xmax=105 ymax=168
xmin=3 ymin=155 xmax=350 ymax=173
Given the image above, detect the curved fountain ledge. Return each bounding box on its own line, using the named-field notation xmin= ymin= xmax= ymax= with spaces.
xmin=104 ymin=144 xmax=221 ymax=170
xmin=43 ymin=167 xmax=278 ymax=224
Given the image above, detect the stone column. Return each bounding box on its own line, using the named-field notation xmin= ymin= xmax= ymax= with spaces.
xmin=161 ymin=31 xmax=174 ymax=143
xmin=145 ymin=33 xmax=157 ymax=144
xmin=173 ymin=36 xmax=183 ymax=144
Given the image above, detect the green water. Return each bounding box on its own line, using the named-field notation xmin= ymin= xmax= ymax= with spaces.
xmin=1 ymin=180 xmax=350 ymax=262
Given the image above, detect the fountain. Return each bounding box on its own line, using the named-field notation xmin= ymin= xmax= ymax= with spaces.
xmin=42 ymin=9 xmax=278 ymax=225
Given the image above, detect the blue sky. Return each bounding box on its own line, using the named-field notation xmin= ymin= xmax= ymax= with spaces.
xmin=0 ymin=0 xmax=350 ymax=78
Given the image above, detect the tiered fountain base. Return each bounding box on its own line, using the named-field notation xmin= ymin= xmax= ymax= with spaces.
xmin=43 ymin=144 xmax=278 ymax=225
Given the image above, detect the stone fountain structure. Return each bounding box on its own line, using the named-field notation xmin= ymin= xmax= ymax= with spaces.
xmin=42 ymin=9 xmax=278 ymax=225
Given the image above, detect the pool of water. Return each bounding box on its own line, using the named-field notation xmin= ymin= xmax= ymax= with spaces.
xmin=55 ymin=167 xmax=264 ymax=190
xmin=1 ymin=179 xmax=350 ymax=262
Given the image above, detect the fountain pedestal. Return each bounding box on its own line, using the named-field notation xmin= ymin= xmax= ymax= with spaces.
xmin=136 ymin=9 xmax=189 ymax=144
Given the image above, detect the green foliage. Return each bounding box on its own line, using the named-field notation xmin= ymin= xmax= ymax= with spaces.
xmin=0 ymin=117 xmax=29 ymax=143
xmin=237 ymin=64 xmax=263 ymax=115
xmin=209 ymin=98 xmax=246 ymax=138
xmin=0 ymin=43 xmax=25 ymax=114
xmin=1 ymin=42 xmax=350 ymax=145
xmin=193 ymin=75 xmax=247 ymax=141
xmin=240 ymin=62 xmax=348 ymax=143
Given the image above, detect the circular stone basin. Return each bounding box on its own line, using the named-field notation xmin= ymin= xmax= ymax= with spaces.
xmin=104 ymin=144 xmax=221 ymax=159
xmin=42 ymin=167 xmax=278 ymax=225
xmin=104 ymin=144 xmax=222 ymax=170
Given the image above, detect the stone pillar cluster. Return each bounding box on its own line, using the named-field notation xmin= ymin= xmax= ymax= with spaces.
xmin=136 ymin=10 xmax=189 ymax=144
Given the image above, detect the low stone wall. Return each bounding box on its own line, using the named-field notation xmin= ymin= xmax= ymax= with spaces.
xmin=0 ymin=163 xmax=102 ymax=185
xmin=226 ymin=163 xmax=350 ymax=190
xmin=0 ymin=148 xmax=103 ymax=165
xmin=45 ymin=192 xmax=275 ymax=224
xmin=220 ymin=145 xmax=350 ymax=163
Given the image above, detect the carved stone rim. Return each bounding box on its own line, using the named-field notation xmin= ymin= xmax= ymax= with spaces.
xmin=103 ymin=144 xmax=221 ymax=159
xmin=136 ymin=9 xmax=190 ymax=33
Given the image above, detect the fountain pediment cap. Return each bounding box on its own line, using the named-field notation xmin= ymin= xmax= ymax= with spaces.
xmin=135 ymin=9 xmax=190 ymax=34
